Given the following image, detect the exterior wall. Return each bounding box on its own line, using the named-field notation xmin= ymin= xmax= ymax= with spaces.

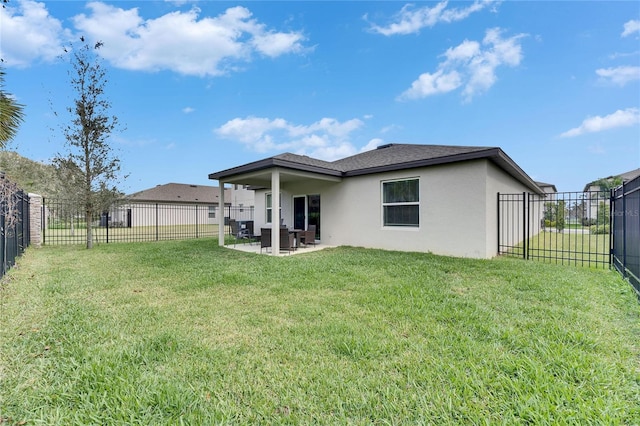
xmin=230 ymin=185 xmax=255 ymax=208
xmin=248 ymin=160 xmax=540 ymax=259
xmin=253 ymin=181 xmax=332 ymax=233
xmin=323 ymin=160 xmax=491 ymax=258
xmin=119 ymin=202 xmax=218 ymax=227
xmin=485 ymin=162 xmax=544 ymax=257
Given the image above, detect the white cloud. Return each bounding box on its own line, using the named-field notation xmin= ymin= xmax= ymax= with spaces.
xmin=366 ymin=0 xmax=500 ymax=36
xmin=182 ymin=107 xmax=195 ymax=114
xmin=214 ymin=116 xmax=365 ymax=160
xmin=0 ymin=0 xmax=70 ymax=67
xmin=560 ymin=108 xmax=640 ymax=138
xmin=360 ymin=138 xmax=383 ymax=152
xmin=399 ymin=70 xmax=462 ymax=100
xmin=398 ymin=28 xmax=525 ymax=102
xmin=622 ymin=19 xmax=640 ymax=37
xmin=252 ymin=32 xmax=305 ymax=57
xmin=596 ymin=66 xmax=640 ymax=86
xmin=0 ymin=1 xmax=306 ymax=73
xmin=71 ymin=2 xmax=306 ymax=76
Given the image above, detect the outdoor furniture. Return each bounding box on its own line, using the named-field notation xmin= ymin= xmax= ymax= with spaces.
xmin=260 ymin=228 xmax=271 ymax=253
xmin=280 ymin=227 xmax=295 ymax=254
xmin=229 ymin=219 xmax=255 ymax=246
xmin=299 ymin=225 xmax=317 ymax=247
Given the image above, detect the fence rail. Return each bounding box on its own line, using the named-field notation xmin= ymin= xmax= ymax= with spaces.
xmin=498 ymin=191 xmax=611 ymax=269
xmin=1 ymin=186 xmax=30 ymax=279
xmin=42 ymin=198 xmax=254 ymax=245
xmin=612 ymin=176 xmax=640 ymax=295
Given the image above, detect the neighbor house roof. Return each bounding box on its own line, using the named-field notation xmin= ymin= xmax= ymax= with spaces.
xmin=209 ymin=143 xmax=544 ymax=194
xmin=535 ymin=181 xmax=557 ymax=193
xmin=583 ymin=168 xmax=640 ymax=192
xmin=128 ymin=183 xmax=230 ymax=204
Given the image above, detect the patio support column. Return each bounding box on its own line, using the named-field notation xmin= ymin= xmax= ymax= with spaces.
xmin=271 ymin=168 xmax=280 ymax=256
xmin=218 ymin=181 xmax=225 ymax=246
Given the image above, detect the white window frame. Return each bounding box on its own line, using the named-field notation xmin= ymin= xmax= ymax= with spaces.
xmin=381 ymin=178 xmax=420 ymax=228
xmin=265 ymin=193 xmax=282 ymax=224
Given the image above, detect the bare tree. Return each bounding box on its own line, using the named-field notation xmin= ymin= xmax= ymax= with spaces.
xmin=0 ymin=173 xmax=21 ymax=273
xmin=53 ymin=40 xmax=124 ymax=249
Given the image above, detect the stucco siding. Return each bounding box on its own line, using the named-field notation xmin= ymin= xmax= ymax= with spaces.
xmin=248 ymin=160 xmax=539 ymax=259
xmin=323 ymin=160 xmax=491 ymax=258
xmin=486 ymin=162 xmax=544 ymax=257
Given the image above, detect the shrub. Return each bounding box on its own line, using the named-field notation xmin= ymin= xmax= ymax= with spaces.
xmin=590 ymin=224 xmax=610 ymax=235
xmin=582 ymin=218 xmax=597 ymax=226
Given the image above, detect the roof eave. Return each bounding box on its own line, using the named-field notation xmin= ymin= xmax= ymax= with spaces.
xmin=208 ymin=157 xmax=342 ymax=181
xmin=342 ymin=147 xmax=544 ymax=195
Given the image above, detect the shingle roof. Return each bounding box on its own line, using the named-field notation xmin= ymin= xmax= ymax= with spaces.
xmin=128 ymin=183 xmax=228 ymax=203
xmin=209 ymin=143 xmax=543 ymax=193
xmin=332 ymin=144 xmax=493 ymax=172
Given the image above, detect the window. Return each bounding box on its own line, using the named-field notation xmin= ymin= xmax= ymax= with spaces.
xmin=382 ymin=178 xmax=419 ymax=227
xmin=266 ymin=193 xmax=282 ymax=223
xmin=208 ymin=206 xmax=216 ymax=219
xmin=266 ymin=194 xmax=272 ymax=223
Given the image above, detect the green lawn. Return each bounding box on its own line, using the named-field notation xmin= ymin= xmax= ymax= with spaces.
xmin=1 ymin=240 xmax=639 ymax=424
xmin=527 ymin=231 xmax=611 ymax=268
xmin=42 ymin=224 xmax=221 ymax=244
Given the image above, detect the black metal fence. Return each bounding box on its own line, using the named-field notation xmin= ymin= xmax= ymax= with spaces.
xmin=612 ymin=176 xmax=640 ymax=295
xmin=498 ymin=191 xmax=611 ymax=268
xmin=42 ymin=198 xmax=254 ymax=245
xmin=1 ymin=186 xmax=30 ymax=279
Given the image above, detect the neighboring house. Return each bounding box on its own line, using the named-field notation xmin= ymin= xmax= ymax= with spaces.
xmin=114 ymin=183 xmax=233 ymax=227
xmin=536 ymin=181 xmax=557 ymax=197
xmin=209 ymin=144 xmax=547 ymax=259
xmin=582 ymin=168 xmax=640 ymax=222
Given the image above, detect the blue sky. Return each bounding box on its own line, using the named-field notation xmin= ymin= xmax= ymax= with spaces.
xmin=2 ymin=0 xmax=639 ymax=193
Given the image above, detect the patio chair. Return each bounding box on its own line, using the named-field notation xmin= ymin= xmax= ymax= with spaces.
xmin=260 ymin=228 xmax=271 ymax=253
xmin=280 ymin=227 xmax=295 ymax=254
xmin=229 ymin=219 xmax=255 ymax=246
xmin=298 ymin=224 xmax=317 ymax=247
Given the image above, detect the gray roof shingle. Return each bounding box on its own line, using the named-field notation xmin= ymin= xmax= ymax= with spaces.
xmin=128 ymin=183 xmax=228 ymax=203
xmin=209 ymin=143 xmax=543 ymax=193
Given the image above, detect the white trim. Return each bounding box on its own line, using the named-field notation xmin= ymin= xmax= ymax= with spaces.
xmin=381 ymin=177 xmax=420 ymax=228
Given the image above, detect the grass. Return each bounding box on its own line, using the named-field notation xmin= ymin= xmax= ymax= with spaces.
xmin=1 ymin=240 xmax=639 ymax=424
xmin=42 ymin=224 xmax=221 ymax=244
xmin=528 ymin=231 xmax=611 ymax=268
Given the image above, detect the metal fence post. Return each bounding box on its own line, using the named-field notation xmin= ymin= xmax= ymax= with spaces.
xmin=522 ymin=192 xmax=527 ymax=260
xmin=497 ymin=192 xmax=501 ymax=255
xmin=609 ymin=188 xmax=614 ymax=268
xmin=621 ymin=182 xmax=626 ymax=277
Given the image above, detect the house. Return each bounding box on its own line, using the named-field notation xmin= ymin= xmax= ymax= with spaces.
xmin=112 ymin=183 xmax=251 ymax=227
xmin=536 ymin=181 xmax=557 ymax=197
xmin=208 ymin=144 xmax=547 ymax=258
xmin=582 ymin=168 xmax=640 ymax=222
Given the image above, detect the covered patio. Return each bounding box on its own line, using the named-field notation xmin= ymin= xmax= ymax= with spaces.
xmin=226 ymin=239 xmax=334 ymax=256
xmin=209 ymin=153 xmax=342 ymax=256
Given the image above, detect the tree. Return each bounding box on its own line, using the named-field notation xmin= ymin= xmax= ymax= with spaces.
xmin=0 ymin=66 xmax=26 ymax=271
xmin=592 ymin=176 xmax=623 ymax=196
xmin=0 ymin=67 xmax=25 ymax=148
xmin=543 ymin=200 xmax=565 ymax=232
xmin=53 ymin=40 xmax=124 ymax=249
